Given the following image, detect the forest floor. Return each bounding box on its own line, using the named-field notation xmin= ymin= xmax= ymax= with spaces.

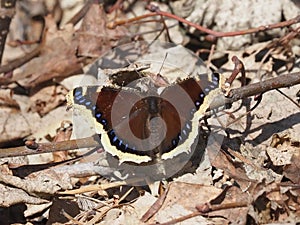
xmin=0 ymin=0 xmax=299 ymax=224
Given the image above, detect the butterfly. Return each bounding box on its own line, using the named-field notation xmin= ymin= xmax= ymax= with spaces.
xmin=67 ymin=69 xmax=220 ymax=164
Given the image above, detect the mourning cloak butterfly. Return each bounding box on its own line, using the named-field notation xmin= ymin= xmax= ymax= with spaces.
xmin=67 ymin=72 xmax=220 ymax=164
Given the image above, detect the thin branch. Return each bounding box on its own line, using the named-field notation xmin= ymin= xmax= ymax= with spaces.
xmin=66 ymin=0 xmax=94 ymax=25
xmin=0 ymin=136 xmax=99 ymax=158
xmin=150 ymin=201 xmax=248 ymax=225
xmin=225 ymin=56 xmax=246 ymax=87
xmin=276 ymin=89 xmax=300 ymax=109
xmin=108 ymin=4 xmax=300 ymax=38
xmin=228 ymin=72 xmax=300 ymax=101
xmin=141 ymin=186 xmax=169 ymax=222
xmin=210 ymin=71 xmax=300 ymax=110
xmin=0 ymin=45 xmax=41 ymax=75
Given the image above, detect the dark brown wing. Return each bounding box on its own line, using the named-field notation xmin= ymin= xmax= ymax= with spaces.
xmin=71 ymin=86 xmax=154 ymax=160
xmin=159 ymin=74 xmax=219 ymax=159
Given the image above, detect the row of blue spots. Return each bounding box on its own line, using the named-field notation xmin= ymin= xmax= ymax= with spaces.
xmin=212 ymin=75 xmax=219 ymax=81
xmin=195 ymin=92 xmax=205 ymax=108
xmin=203 ymin=76 xmax=219 ymax=94
xmin=73 ymin=88 xmax=108 ymax=128
xmin=74 ymin=88 xmax=82 ymax=97
xmin=108 ymin=129 xmax=133 ymax=152
xmin=74 ymin=88 xmax=83 ymax=102
xmin=195 ymin=76 xmax=220 ymax=107
xmin=171 ymin=121 xmax=192 ymax=147
xmin=73 ymin=88 xmax=94 ymax=109
xmin=75 ymin=95 xmax=83 ymax=101
xmin=92 ymin=108 xmax=107 ymax=127
xmin=212 ymin=74 xmax=219 ymax=86
xmin=94 ymin=112 xmax=109 ymax=128
xmin=196 ymin=82 xmax=217 ymax=108
xmin=204 ymin=81 xmax=218 ymax=93
xmin=190 ymin=108 xmax=197 ymax=115
xmin=74 ymin=89 xmax=93 ymax=108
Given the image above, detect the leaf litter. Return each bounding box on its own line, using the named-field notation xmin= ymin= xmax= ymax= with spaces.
xmin=0 ymin=0 xmax=299 ymax=224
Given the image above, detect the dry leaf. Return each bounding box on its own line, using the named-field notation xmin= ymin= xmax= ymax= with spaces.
xmin=0 ymin=108 xmax=31 ymax=145
xmin=0 ymin=169 xmax=72 ymax=197
xmin=208 ymin=186 xmax=249 ymax=225
xmin=29 ymin=85 xmax=68 ymax=116
xmin=52 ymin=120 xmax=73 ymax=162
xmin=0 ymin=89 xmax=19 ymax=109
xmin=151 ymin=182 xmax=222 ymax=224
xmin=77 ymin=4 xmax=127 ymax=57
xmin=267 ymin=133 xmax=299 ymax=166
xmin=283 ymin=151 xmax=300 ymax=184
xmin=14 ymin=15 xmax=81 ymax=88
xmin=0 ymin=183 xmax=49 ymax=207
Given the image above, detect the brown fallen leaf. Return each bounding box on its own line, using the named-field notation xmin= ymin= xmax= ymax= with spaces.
xmin=0 ymin=183 xmax=49 ymax=207
xmin=247 ymin=180 xmax=300 ymax=224
xmin=207 ymin=186 xmax=249 ymax=225
xmin=47 ymin=197 xmax=80 ymax=224
xmin=149 ymin=182 xmax=222 ymax=224
xmin=76 ymin=4 xmax=128 ymax=57
xmin=13 ymin=15 xmax=82 ymax=88
xmin=0 ymin=108 xmax=31 ymax=145
xmin=52 ymin=120 xmax=73 ymax=162
xmin=267 ymin=132 xmax=299 ymax=166
xmin=0 ymin=89 xmax=28 ymax=144
xmin=0 ymin=89 xmax=20 ymax=109
xmin=283 ymin=151 xmax=300 ymax=184
xmin=141 ymin=185 xmax=169 ymax=222
xmin=29 ymin=84 xmax=68 ymax=116
xmin=206 ymin=138 xmax=252 ymax=190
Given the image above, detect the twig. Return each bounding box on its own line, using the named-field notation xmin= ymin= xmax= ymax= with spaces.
xmin=0 ymin=136 xmax=99 ymax=158
xmin=225 ymin=56 xmax=246 ymax=87
xmin=107 ymin=0 xmax=124 ymax=13
xmin=140 ymin=185 xmax=169 ymax=222
xmin=88 ymin=187 xmax=135 ymax=224
xmin=227 ymin=72 xmax=300 ymax=101
xmin=222 ymin=56 xmax=260 ymax=129
xmin=148 ymin=211 xmax=200 ymax=225
xmin=195 ymin=201 xmax=248 ymax=213
xmin=60 ymin=178 xmax=143 ymax=195
xmin=276 ymin=89 xmax=300 ymax=109
xmin=210 ymin=71 xmax=300 ymax=110
xmin=61 ymin=210 xmax=84 ymax=225
xmin=108 ymin=4 xmax=300 ymax=38
xmin=150 ymin=201 xmax=248 ymax=225
xmin=0 ymin=45 xmax=41 ymax=75
xmin=66 ymin=0 xmax=94 ymax=25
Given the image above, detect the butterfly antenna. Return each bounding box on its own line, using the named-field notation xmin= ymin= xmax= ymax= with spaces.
xmin=158 ymin=53 xmax=168 ymax=75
